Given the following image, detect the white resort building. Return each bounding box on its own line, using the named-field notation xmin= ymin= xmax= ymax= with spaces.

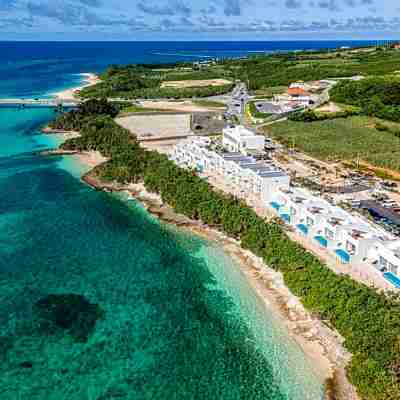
xmin=222 ymin=126 xmax=265 ymax=154
xmin=170 ymin=135 xmax=290 ymax=204
xmin=170 ymin=131 xmax=400 ymax=290
xmin=269 ymin=186 xmax=400 ymax=288
xmin=369 ymin=240 xmax=400 ymax=286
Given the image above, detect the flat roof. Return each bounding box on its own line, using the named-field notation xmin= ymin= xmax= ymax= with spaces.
xmin=243 ymin=163 xmax=286 ymax=178
xmin=222 ymin=154 xmax=255 ymax=163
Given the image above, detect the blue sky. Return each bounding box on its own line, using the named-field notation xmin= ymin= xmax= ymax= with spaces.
xmin=1 ymin=0 xmax=400 ymax=40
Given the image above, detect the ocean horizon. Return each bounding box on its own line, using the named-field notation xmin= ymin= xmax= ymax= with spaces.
xmin=1 ymin=39 xmax=381 ymax=99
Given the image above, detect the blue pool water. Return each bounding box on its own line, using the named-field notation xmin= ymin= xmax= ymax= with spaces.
xmin=314 ymin=236 xmax=328 ymax=248
xmin=335 ymin=249 xmax=351 ymax=264
xmin=384 ymin=272 xmax=400 ymax=288
xmin=270 ymin=201 xmax=282 ymax=211
xmin=297 ymin=224 xmax=309 ymax=236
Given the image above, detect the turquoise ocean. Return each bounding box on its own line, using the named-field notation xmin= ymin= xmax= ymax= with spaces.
xmin=0 ymin=41 xmax=352 ymax=399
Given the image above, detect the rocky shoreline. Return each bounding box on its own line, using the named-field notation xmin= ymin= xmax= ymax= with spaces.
xmin=40 ymin=124 xmax=358 ymax=399
xmin=80 ymin=168 xmax=359 ymax=400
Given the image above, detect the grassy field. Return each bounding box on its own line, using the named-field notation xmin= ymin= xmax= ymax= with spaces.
xmin=191 ymin=99 xmax=226 ymax=108
xmin=253 ymin=86 xmax=287 ymax=98
xmin=264 ymin=116 xmax=400 ymax=172
xmin=118 ymin=105 xmax=165 ymax=114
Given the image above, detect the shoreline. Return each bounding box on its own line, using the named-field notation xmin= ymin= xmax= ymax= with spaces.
xmin=80 ymin=169 xmax=359 ymax=400
xmin=52 ymin=72 xmax=100 ymax=102
xmin=39 ymin=124 xmax=358 ymax=399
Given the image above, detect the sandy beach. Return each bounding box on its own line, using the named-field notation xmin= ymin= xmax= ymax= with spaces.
xmin=52 ymin=73 xmax=100 ymax=102
xmin=41 ymin=130 xmax=108 ymax=169
xmin=79 ymin=170 xmax=359 ymax=400
xmin=75 ymin=151 xmax=108 ymax=168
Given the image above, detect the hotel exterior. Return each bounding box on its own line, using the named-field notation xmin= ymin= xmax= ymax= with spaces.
xmin=170 ymin=134 xmax=290 ymax=206
xmin=269 ymin=186 xmax=400 ymax=287
xmin=170 ymin=131 xmax=400 ymax=289
xmin=222 ymin=125 xmax=265 ymax=154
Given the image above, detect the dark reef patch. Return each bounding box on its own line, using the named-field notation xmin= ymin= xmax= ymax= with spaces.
xmin=34 ymin=294 xmax=104 ymax=342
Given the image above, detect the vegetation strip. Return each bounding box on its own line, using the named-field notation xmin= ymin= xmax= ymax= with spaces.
xmin=265 ymin=116 xmax=400 ymax=173
xmin=50 ymin=100 xmax=400 ymax=400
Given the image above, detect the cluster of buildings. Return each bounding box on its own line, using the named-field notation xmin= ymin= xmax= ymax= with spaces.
xmin=254 ymin=80 xmax=333 ymax=117
xmin=170 ymin=126 xmax=290 ymax=204
xmin=270 ymin=187 xmax=400 ymax=284
xmin=274 ymin=80 xmax=332 ymax=107
xmin=169 ymin=125 xmax=400 ymax=289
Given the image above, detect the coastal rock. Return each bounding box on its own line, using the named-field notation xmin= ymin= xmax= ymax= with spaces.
xmin=34 ymin=294 xmax=104 ymax=342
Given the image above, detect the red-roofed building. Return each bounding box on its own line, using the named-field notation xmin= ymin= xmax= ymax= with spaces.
xmin=287 ymin=87 xmax=310 ymax=97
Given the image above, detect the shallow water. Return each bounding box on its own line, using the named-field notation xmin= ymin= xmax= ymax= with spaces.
xmin=0 ymin=48 xmax=329 ymax=397
xmin=0 ymin=107 xmax=325 ymax=399
xmin=0 ymin=39 xmax=332 ymax=400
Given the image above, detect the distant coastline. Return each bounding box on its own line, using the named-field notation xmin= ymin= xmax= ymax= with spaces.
xmin=52 ymin=73 xmax=100 ymax=103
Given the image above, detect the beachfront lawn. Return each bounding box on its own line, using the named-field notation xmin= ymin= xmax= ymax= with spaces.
xmin=264 ymin=116 xmax=400 ymax=172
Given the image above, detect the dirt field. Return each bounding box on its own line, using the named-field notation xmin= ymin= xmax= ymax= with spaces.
xmin=139 ymin=100 xmax=220 ymax=113
xmin=116 ymin=113 xmax=192 ymax=141
xmin=315 ymin=102 xmax=343 ymax=113
xmin=161 ymin=78 xmax=232 ymax=89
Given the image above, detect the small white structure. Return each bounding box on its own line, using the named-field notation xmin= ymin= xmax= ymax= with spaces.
xmin=222 ymin=126 xmax=265 ymax=154
xmin=370 ymin=240 xmax=400 ymax=278
xmin=289 ymin=81 xmax=312 ymax=91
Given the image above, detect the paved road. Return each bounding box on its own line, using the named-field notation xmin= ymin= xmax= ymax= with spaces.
xmin=226 ymin=82 xmax=250 ymax=121
xmin=0 ymin=98 xmax=78 ymax=107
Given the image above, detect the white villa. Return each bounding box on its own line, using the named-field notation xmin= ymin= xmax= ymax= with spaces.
xmin=222 ymin=126 xmax=265 ymax=154
xmin=370 ymin=240 xmax=400 ymax=283
xmin=170 ymin=136 xmax=290 ymax=204
xmin=269 ymin=186 xmax=400 ymax=288
xmin=170 ymin=134 xmax=400 ymax=289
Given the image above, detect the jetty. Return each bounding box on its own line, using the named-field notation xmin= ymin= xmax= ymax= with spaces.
xmin=0 ymin=98 xmax=78 ymax=108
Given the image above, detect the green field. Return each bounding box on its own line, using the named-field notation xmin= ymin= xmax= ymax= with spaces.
xmin=265 ymin=116 xmax=400 ymax=172
xmin=192 ymin=99 xmax=226 ymax=108
xmin=253 ymin=86 xmax=287 ymax=98
xmin=118 ymin=104 xmax=165 ymax=114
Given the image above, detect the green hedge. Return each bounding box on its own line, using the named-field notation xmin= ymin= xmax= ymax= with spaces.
xmin=59 ymin=108 xmax=400 ymax=400
xmin=330 ymin=77 xmax=400 ymax=122
xmin=288 ymin=108 xmax=360 ymax=122
xmin=248 ymin=101 xmax=271 ymax=119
